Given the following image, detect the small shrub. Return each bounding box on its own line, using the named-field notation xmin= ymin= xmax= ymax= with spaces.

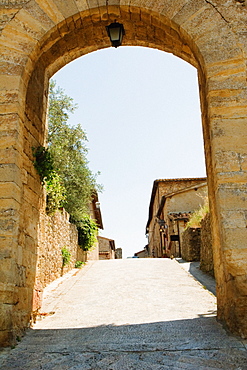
xmin=186 ymin=200 xmax=209 ymax=229
xmin=75 ymin=261 xmax=85 ymax=268
xmin=61 ymin=247 xmax=71 ymax=267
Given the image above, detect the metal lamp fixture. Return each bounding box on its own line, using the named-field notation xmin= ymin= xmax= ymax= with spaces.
xmin=106 ymin=21 xmax=125 ymax=48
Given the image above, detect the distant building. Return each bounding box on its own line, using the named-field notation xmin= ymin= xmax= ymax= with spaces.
xmin=98 ymin=236 xmax=116 ymax=260
xmin=134 ymin=249 xmax=148 ymax=258
xmin=115 ymin=248 xmax=123 ymax=259
xmin=146 ymin=178 xmax=207 ymax=258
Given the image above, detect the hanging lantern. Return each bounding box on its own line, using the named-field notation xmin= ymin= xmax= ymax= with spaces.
xmin=106 ymin=22 xmax=125 ymax=48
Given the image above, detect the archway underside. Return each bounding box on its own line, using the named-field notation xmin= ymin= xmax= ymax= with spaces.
xmin=0 ymin=2 xmax=246 ymax=346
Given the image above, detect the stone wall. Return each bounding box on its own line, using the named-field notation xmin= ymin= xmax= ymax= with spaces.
xmin=181 ymin=228 xmax=201 ymax=262
xmin=200 ymin=213 xmax=214 ymax=277
xmin=33 ymin=209 xmax=79 ymax=311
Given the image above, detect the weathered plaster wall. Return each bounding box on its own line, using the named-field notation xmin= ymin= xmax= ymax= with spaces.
xmin=0 ymin=0 xmax=246 ymax=344
xmin=167 ymin=187 xmax=207 ymax=214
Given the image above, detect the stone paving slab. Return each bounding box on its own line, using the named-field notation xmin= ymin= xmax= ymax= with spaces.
xmin=0 ymin=259 xmax=246 ymax=369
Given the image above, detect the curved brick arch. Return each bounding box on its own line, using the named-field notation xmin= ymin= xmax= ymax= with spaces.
xmin=0 ymin=1 xmax=246 ymax=345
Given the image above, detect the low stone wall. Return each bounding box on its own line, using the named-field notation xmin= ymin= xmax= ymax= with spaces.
xmin=33 ymin=209 xmax=79 ymax=311
xmin=200 ymin=213 xmax=214 ymax=277
xmin=77 ymin=243 xmax=99 ymax=263
xmin=181 ymin=228 xmax=201 ymax=262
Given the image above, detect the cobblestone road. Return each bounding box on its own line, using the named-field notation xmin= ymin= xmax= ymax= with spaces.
xmin=1 ymin=259 xmax=246 ymax=369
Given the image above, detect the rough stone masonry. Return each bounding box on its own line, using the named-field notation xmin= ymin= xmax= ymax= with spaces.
xmin=0 ymin=0 xmax=246 ymax=345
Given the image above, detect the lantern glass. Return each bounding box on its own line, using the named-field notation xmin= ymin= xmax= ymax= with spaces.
xmin=110 ymin=27 xmax=121 ymax=41
xmin=106 ymin=22 xmax=125 ymax=48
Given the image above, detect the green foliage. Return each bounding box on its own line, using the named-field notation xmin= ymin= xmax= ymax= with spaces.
xmin=76 ymin=214 xmax=98 ymax=251
xmin=48 ymin=79 xmax=102 ymax=222
xmin=32 ymin=146 xmax=66 ymax=214
xmin=186 ymin=195 xmax=209 ymax=229
xmin=33 ymin=80 xmax=102 ymax=250
xmin=75 ymin=261 xmax=85 ymax=268
xmin=61 ymin=247 xmax=71 ymax=267
xmin=32 ymin=146 xmax=54 ymax=184
xmin=46 ymin=171 xmax=66 ymax=215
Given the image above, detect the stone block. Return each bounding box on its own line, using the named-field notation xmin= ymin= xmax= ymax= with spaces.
xmin=35 ymin=0 xmax=64 ymax=24
xmin=0 ymin=304 xmax=12 ymax=330
xmin=224 ymin=248 xmax=247 ymax=277
xmin=207 ymin=57 xmax=246 ymax=79
xmin=0 ymin=258 xmax=15 ymax=284
xmin=0 ymin=75 xmax=22 ymax=91
xmin=221 ymin=210 xmax=247 ymax=229
xmin=0 ymin=148 xmax=22 ymax=169
xmin=14 ymin=9 xmax=47 ymax=39
xmin=23 ymin=1 xmax=54 ymax=32
xmin=223 ymin=227 xmax=247 ymax=250
xmin=217 ymin=183 xmax=247 ymax=210
xmin=0 ymin=182 xmax=21 ymax=202
xmin=15 ymin=287 xmax=29 ymax=311
xmin=53 ymin=0 xmax=79 ymax=18
xmin=74 ymin=0 xmax=88 ymax=12
xmin=0 ymin=113 xmax=21 ymax=131
xmin=172 ymin=0 xmax=205 ymax=25
xmin=160 ymin=0 xmax=188 ymax=19
xmin=214 ymin=150 xmax=244 ymax=173
xmin=23 ymin=186 xmax=39 ymax=207
xmin=210 ymin=105 xmax=247 ymax=120
xmin=0 ymin=164 xmax=21 ymax=186
xmin=0 ymin=198 xmax=20 ymax=218
xmin=207 ymin=71 xmax=246 ymax=91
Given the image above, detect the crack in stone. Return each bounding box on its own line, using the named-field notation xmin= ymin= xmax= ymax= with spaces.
xmin=41 ymin=346 xmax=245 ymax=355
xmin=205 ymin=0 xmax=230 ymax=23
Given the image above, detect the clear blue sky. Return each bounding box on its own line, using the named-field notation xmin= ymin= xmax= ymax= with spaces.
xmin=53 ymin=46 xmax=206 ymax=258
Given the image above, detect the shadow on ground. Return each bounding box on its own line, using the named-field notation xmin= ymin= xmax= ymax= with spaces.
xmin=1 ymin=317 xmax=246 ymax=369
xmin=176 ymin=259 xmax=216 ymax=296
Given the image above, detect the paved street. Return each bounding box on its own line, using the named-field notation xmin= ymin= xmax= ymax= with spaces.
xmin=0 ymin=259 xmax=246 ymax=369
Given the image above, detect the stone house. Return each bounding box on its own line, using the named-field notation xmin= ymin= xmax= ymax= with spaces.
xmin=134 ymin=249 xmax=148 ymax=258
xmin=98 ymin=236 xmax=116 ymax=260
xmin=146 ymin=178 xmax=207 ymax=258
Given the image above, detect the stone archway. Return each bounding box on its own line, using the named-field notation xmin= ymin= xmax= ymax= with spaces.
xmin=0 ymin=1 xmax=246 ymax=345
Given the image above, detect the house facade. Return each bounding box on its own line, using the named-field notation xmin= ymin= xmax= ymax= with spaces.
xmin=98 ymin=236 xmax=116 ymax=260
xmin=146 ymin=178 xmax=207 ymax=258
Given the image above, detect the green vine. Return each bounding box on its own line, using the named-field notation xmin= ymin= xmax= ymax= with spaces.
xmin=32 ymin=146 xmax=54 ymax=184
xmin=32 ymin=146 xmax=66 ymax=215
xmin=61 ymin=247 xmax=71 ymax=266
xmin=46 ymin=172 xmax=66 ymax=215
xmin=76 ymin=215 xmax=98 ymax=251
